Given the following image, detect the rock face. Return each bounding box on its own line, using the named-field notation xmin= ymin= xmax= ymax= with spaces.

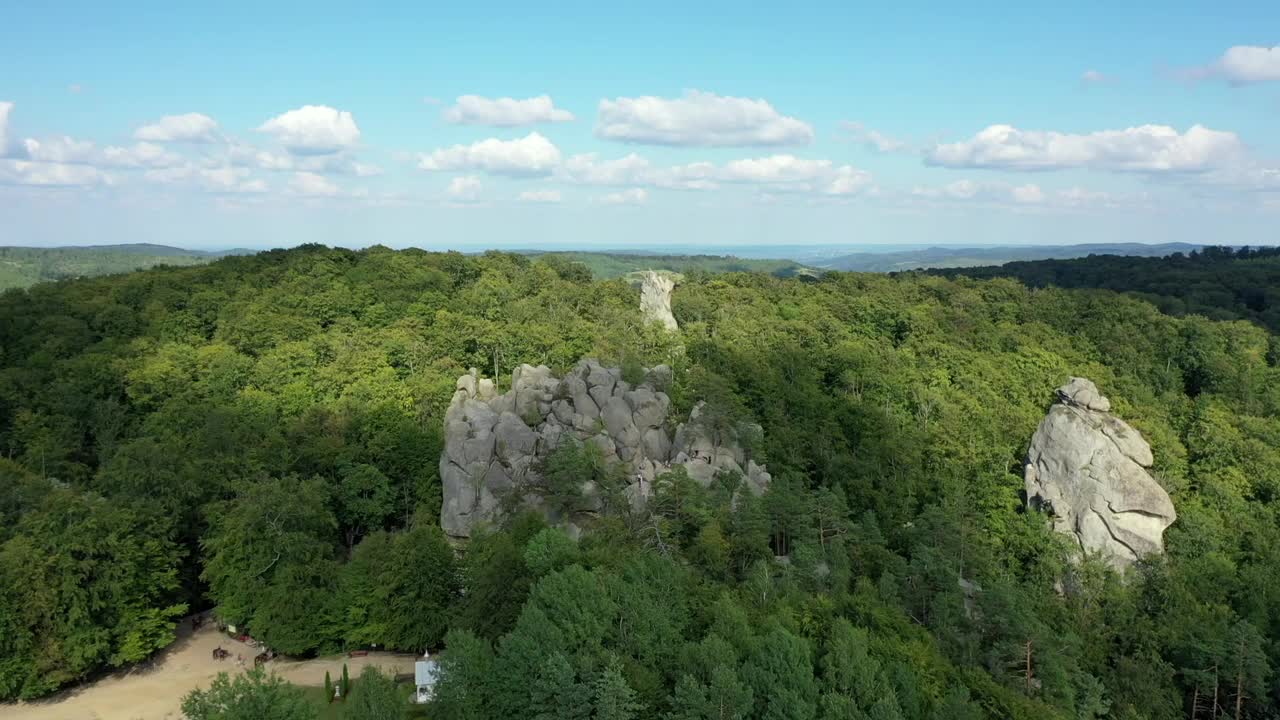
xmin=1024 ymin=378 xmax=1176 ymax=568
xmin=639 ymin=271 xmax=678 ymax=331
xmin=440 ymin=359 xmax=770 ymax=538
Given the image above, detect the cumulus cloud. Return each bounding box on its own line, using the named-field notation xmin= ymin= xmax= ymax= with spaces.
xmin=418 ymin=132 xmax=561 ymax=176
xmin=825 ymin=166 xmax=874 ymax=196
xmin=447 ymin=175 xmax=483 ymax=202
xmin=20 ymin=136 xmax=182 ymax=169
xmin=595 ymin=90 xmax=814 ymax=147
xmin=600 ymin=188 xmax=648 ymax=205
xmin=0 ymin=160 xmax=113 ymax=187
xmin=135 ymin=113 xmax=220 ymax=143
xmin=444 ymin=95 xmax=574 ymax=126
xmin=1080 ymin=70 xmax=1111 ymax=84
xmin=289 ymin=171 xmax=341 ymax=196
xmin=558 ymin=153 xmax=717 ymax=190
xmin=145 ymin=165 xmax=267 ymax=194
xmin=21 ymin=136 xmax=95 ymax=164
xmin=926 ymin=124 xmax=1244 ymax=172
xmin=1189 ymin=45 xmax=1280 ymax=85
xmin=840 ymin=121 xmax=909 ymax=153
xmin=558 ymin=152 xmax=870 ymax=196
xmin=518 ymin=189 xmax=561 ymax=203
xmin=100 ymin=142 xmax=185 ymax=169
xmin=721 ymin=154 xmax=873 ymax=195
xmin=908 ymin=180 xmax=1142 ymax=209
xmin=0 ymin=101 xmax=13 ymax=155
xmin=912 ymin=180 xmax=1049 ymax=204
xmin=258 ymin=105 xmax=361 ymax=155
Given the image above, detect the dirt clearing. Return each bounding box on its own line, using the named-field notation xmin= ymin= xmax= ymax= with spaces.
xmin=2 ymin=619 xmax=418 ymax=720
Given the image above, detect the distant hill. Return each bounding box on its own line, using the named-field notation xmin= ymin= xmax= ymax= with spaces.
xmin=816 ymin=242 xmax=1203 ymax=272
xmin=519 ymin=250 xmax=819 ymax=280
xmin=42 ymin=243 xmax=252 ymax=257
xmin=924 ymin=244 xmax=1280 ymax=333
xmin=0 ymin=244 xmax=249 ymax=290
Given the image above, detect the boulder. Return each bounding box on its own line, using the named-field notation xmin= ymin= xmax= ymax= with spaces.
xmin=439 ymin=358 xmax=771 ymax=537
xmin=1024 ymin=377 xmax=1176 ymax=569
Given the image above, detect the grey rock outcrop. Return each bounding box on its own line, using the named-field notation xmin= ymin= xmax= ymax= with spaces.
xmin=1024 ymin=378 xmax=1176 ymax=569
xmin=639 ymin=271 xmax=678 ymax=331
xmin=440 ymin=359 xmax=769 ymax=538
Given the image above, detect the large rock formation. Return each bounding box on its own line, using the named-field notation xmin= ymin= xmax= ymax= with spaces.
xmin=1024 ymin=378 xmax=1176 ymax=568
xmin=639 ymin=271 xmax=678 ymax=331
xmin=440 ymin=359 xmax=770 ymax=538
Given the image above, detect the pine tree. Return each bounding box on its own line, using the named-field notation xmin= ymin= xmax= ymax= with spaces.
xmin=324 ymin=670 xmax=333 ymax=703
xmin=341 ymin=662 xmax=350 ymax=699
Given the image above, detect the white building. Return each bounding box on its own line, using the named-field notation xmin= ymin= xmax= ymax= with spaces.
xmin=414 ymin=651 xmax=439 ymax=704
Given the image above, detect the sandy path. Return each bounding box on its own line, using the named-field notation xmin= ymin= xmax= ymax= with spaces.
xmin=2 ymin=618 xmax=419 ymax=720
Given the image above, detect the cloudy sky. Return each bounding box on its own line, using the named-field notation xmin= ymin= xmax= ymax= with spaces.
xmin=2 ymin=2 xmax=1278 ymax=250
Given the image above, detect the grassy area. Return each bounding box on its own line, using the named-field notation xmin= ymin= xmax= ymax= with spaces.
xmin=302 ymin=680 xmax=429 ymax=719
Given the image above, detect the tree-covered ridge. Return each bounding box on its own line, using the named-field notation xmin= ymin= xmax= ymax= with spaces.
xmin=0 ymin=244 xmax=1277 ymax=718
xmin=0 ymin=245 xmax=239 ymax=290
xmin=925 ymin=245 xmax=1280 ymax=333
xmin=521 ymin=250 xmax=817 ymax=280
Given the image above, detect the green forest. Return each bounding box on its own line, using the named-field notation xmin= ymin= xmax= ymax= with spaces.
xmin=927 ymin=246 xmax=1280 ymax=333
xmin=0 ymin=245 xmax=232 ymax=290
xmin=1 ymin=244 xmax=1278 ymax=719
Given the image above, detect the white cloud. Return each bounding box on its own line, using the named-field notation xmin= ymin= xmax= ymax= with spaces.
xmin=1080 ymin=70 xmax=1110 ymax=84
xmin=100 ymin=142 xmax=184 ymax=168
xmin=289 ymin=171 xmax=341 ymax=196
xmin=257 ymin=105 xmax=361 ymax=155
xmin=600 ymin=188 xmax=647 ymax=205
xmin=558 ymin=151 xmax=870 ymax=196
xmin=595 ymin=90 xmax=814 ymax=146
xmin=0 ymin=160 xmax=113 ymax=187
xmin=145 ymin=165 xmax=267 ymax=194
xmin=825 ymin=166 xmax=874 ymax=196
xmin=518 ymin=189 xmax=561 ymax=203
xmin=840 ymin=121 xmax=908 ymax=153
xmin=721 ymin=155 xmax=833 ymax=183
xmin=21 ymin=136 xmax=96 ymax=164
xmin=0 ymin=102 xmax=12 ymax=155
xmin=68 ymin=84 xmax=83 ymax=94
xmin=911 ymin=180 xmax=1045 ymax=204
xmin=908 ymin=180 xmax=1145 ymax=209
xmin=926 ymin=124 xmax=1244 ymax=172
xmin=447 ymin=175 xmax=483 ymax=202
xmin=1191 ymin=45 xmax=1280 ymax=85
xmin=417 ymin=132 xmax=561 ymax=176
xmin=558 ymin=153 xmax=717 ymax=190
xmin=135 ymin=113 xmax=220 ymax=143
xmin=20 ymin=136 xmax=182 ymax=169
xmin=444 ymin=95 xmax=574 ymax=126
xmin=225 ymin=142 xmax=381 ymax=176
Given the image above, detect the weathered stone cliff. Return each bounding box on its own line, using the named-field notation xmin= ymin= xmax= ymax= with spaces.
xmin=440 ymin=359 xmax=770 ymax=538
xmin=1024 ymin=377 xmax=1176 ymax=569
xmin=639 ymin=270 xmax=678 ymax=331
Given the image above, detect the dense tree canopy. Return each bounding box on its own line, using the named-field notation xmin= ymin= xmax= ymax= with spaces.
xmin=1 ymin=244 xmax=1278 ymax=718
xmin=927 ymin=245 xmax=1280 ymax=333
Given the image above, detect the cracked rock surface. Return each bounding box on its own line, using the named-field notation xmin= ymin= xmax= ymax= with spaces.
xmin=639 ymin=270 xmax=678 ymax=331
xmin=1024 ymin=377 xmax=1176 ymax=569
xmin=440 ymin=359 xmax=770 ymax=538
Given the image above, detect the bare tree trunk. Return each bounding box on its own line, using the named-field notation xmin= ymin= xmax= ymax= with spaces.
xmin=1024 ymin=641 xmax=1033 ymax=696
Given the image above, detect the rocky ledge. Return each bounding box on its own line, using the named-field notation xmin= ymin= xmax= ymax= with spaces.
xmin=440 ymin=359 xmax=770 ymax=538
xmin=1024 ymin=377 xmax=1177 ymax=569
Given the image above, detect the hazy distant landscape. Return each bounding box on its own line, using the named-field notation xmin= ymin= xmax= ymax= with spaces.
xmin=0 ymin=241 xmax=1218 ymax=291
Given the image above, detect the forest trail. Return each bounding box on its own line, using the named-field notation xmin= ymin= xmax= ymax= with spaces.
xmin=1 ymin=619 xmax=418 ymax=720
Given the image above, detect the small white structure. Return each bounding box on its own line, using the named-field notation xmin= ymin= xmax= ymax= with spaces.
xmin=414 ymin=650 xmax=439 ymax=704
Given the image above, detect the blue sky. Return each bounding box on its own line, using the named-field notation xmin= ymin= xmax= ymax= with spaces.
xmin=1 ymin=1 xmax=1278 ymax=251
